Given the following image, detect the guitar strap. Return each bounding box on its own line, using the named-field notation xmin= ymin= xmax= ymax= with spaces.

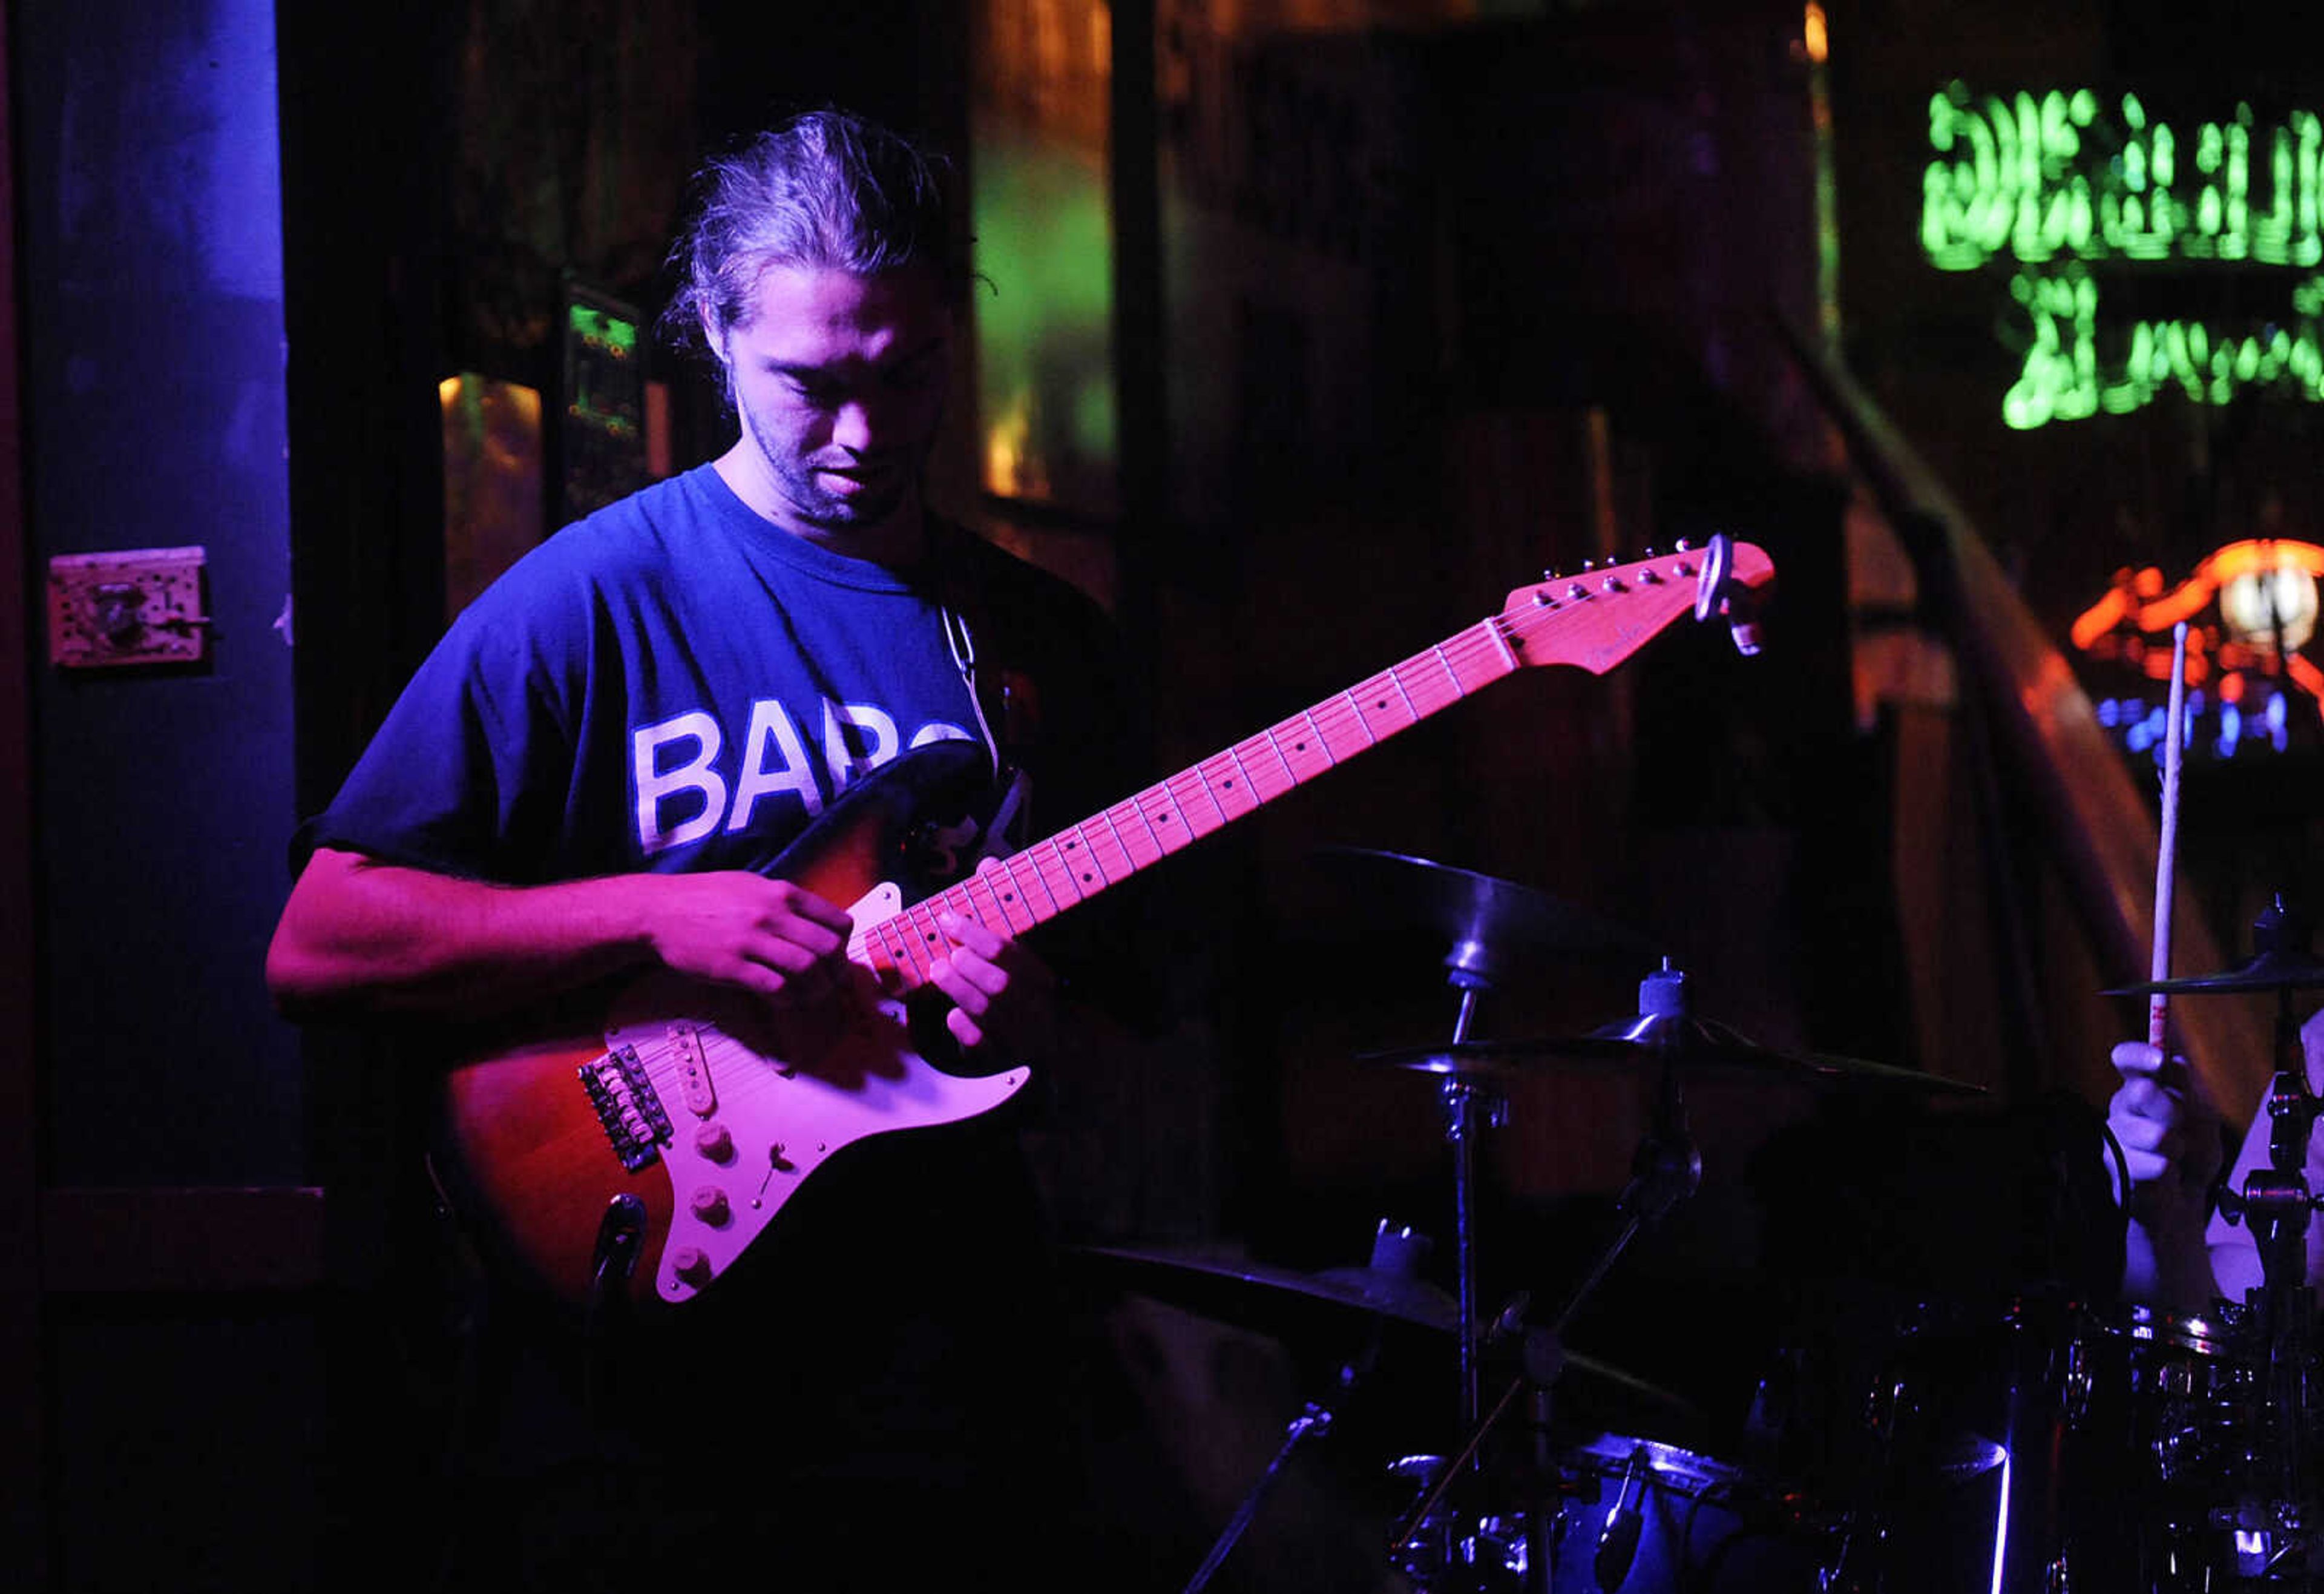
xmin=930 ymin=523 xmax=1042 ymax=856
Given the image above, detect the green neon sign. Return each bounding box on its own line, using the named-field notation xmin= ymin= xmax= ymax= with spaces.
xmin=1925 ymin=85 xmax=2324 ymax=269
xmin=1923 ymin=84 xmax=2324 ymax=428
xmin=2003 ymin=267 xmax=2324 ymax=429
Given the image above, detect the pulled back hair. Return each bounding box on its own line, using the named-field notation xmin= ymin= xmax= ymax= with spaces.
xmin=663 ymin=110 xmax=965 ymax=395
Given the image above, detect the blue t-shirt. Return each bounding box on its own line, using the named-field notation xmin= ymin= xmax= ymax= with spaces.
xmin=301 ymin=464 xmax=1124 ymax=887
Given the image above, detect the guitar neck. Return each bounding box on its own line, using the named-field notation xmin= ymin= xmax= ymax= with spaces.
xmin=853 ymin=614 xmax=1525 ymax=989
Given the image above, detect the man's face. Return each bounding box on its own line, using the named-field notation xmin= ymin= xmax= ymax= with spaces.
xmin=714 ymin=262 xmax=952 ymax=546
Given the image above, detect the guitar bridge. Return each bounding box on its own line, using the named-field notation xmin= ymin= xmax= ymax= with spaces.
xmin=577 ymin=1043 xmax=673 ymax=1172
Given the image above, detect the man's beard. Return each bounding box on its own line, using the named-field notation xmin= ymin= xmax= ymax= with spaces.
xmin=743 ymin=404 xmax=917 ymax=533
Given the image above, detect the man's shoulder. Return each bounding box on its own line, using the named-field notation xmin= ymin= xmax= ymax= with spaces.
xmin=935 ymin=517 xmax=1114 ymax=636
xmin=476 ymin=468 xmax=729 ymax=604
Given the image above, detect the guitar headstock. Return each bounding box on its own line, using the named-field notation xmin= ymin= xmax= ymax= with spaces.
xmin=1497 ymin=535 xmax=1776 ymax=676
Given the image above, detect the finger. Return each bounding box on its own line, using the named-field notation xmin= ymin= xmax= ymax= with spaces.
xmin=927 ymin=958 xmax=991 ymax=1017
xmin=940 ymin=912 xmax=1055 ymax=993
xmin=939 ymin=944 xmax=1011 ymax=999
xmin=2113 ymin=1076 xmax=2173 ymax=1121
xmin=734 ymin=935 xmax=840 ymax=1004
xmin=703 ymin=958 xmax=790 ymax=1001
xmin=763 ymin=908 xmax=850 ymax=961
xmin=2110 ymin=1108 xmax=2170 ymax=1154
xmin=2112 ymin=1040 xmax=2165 ymax=1078
xmin=937 ymin=910 xmax=1009 ymax=960
xmin=947 ymin=1005 xmax=989 ymax=1052
xmin=771 ymin=882 xmax=855 ymax=936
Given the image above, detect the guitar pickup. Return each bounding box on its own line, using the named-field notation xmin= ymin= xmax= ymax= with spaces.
xmin=578 ymin=1044 xmax=673 ymax=1172
xmin=668 ymin=1021 xmax=717 ymax=1116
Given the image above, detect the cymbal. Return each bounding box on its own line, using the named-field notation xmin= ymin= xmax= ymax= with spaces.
xmin=1073 ymin=1243 xmax=1694 ymax=1415
xmin=1299 ymin=846 xmax=1656 ymax=986
xmin=1359 ymin=1018 xmax=1983 ymax=1095
xmin=1078 ymin=1242 xmax=1460 ymax=1333
xmin=2104 ymin=946 xmax=2324 ymax=996
xmin=2107 ymin=892 xmax=2324 ymax=996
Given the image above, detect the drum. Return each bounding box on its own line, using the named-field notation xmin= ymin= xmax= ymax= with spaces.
xmin=1547 ymin=1433 xmax=1831 ymax=1593
xmin=1836 ymin=1296 xmax=2261 ymax=1594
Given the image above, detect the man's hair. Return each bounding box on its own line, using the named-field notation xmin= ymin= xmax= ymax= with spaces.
xmin=663 ymin=110 xmax=964 ymax=388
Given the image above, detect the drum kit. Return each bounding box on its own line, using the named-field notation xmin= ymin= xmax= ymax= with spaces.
xmin=1080 ymin=848 xmax=2324 ymax=1594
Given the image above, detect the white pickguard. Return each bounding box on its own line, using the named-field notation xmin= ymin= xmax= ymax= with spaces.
xmin=606 ymin=879 xmax=1029 ymax=1303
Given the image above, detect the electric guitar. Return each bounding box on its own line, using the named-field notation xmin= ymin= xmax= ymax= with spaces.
xmin=432 ymin=538 xmax=1776 ymax=1312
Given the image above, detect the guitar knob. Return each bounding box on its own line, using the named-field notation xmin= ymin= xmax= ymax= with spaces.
xmin=669 ymin=1246 xmax=713 ymax=1288
xmin=689 ymin=1186 xmax=732 ymax=1227
xmin=694 ymin=1121 xmax=735 ymax=1162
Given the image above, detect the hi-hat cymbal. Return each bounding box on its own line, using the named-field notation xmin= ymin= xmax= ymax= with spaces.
xmin=1299 ymin=846 xmax=1656 ymax=986
xmin=1072 ymin=1243 xmax=1694 ymax=1415
xmin=1359 ymin=1019 xmax=1982 ymax=1095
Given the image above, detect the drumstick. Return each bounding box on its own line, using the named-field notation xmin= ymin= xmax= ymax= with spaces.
xmin=2148 ymin=621 xmax=2190 ymax=1056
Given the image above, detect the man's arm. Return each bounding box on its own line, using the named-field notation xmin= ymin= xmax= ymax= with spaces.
xmin=264 ymin=846 xmax=855 ymax=1023
xmin=2110 ymin=1039 xmax=2225 ymax=1311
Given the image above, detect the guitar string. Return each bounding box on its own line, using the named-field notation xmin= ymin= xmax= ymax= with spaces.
xmin=612 ymin=580 xmax=1683 ymax=1123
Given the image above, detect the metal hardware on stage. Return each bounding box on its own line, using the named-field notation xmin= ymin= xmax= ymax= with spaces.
xmin=1297 ymin=849 xmax=1653 ymax=1469
xmin=1075 ymin=1238 xmax=1695 ymax=1418
xmin=2102 ymin=892 xmax=2324 ymax=1586
xmin=1097 ymin=854 xmax=2324 ymax=1593
xmin=1356 ymin=1003 xmax=1986 ymax=1096
xmin=1297 ymin=845 xmax=1658 ymax=988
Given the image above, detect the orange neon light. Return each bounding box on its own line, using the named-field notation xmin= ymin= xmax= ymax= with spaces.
xmin=2070 ymin=587 xmax=2131 ymax=651
xmin=2072 ymin=541 xmax=2324 ymax=641
xmin=2072 ymin=539 xmax=2324 ymax=734
xmin=2291 ymin=651 xmax=2324 ymax=703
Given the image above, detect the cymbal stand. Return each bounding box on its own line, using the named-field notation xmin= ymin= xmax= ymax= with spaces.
xmin=1180 ymin=1221 xmax=1426 ymax=1594
xmin=1181 ymin=1403 xmax=1338 ymax=1594
xmin=2222 ymin=983 xmax=2323 ymax=1576
xmin=1391 ymin=966 xmax=1704 ymax=1590
xmin=1442 ymin=966 xmax=1500 ymax=1444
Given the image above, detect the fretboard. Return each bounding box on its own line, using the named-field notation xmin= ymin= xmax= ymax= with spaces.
xmin=853 ymin=612 xmax=1528 ymax=989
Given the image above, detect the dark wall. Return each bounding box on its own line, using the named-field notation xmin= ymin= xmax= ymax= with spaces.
xmin=15 ymin=0 xmax=301 ymax=1186
xmin=11 ymin=1 xmax=317 ymax=1589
